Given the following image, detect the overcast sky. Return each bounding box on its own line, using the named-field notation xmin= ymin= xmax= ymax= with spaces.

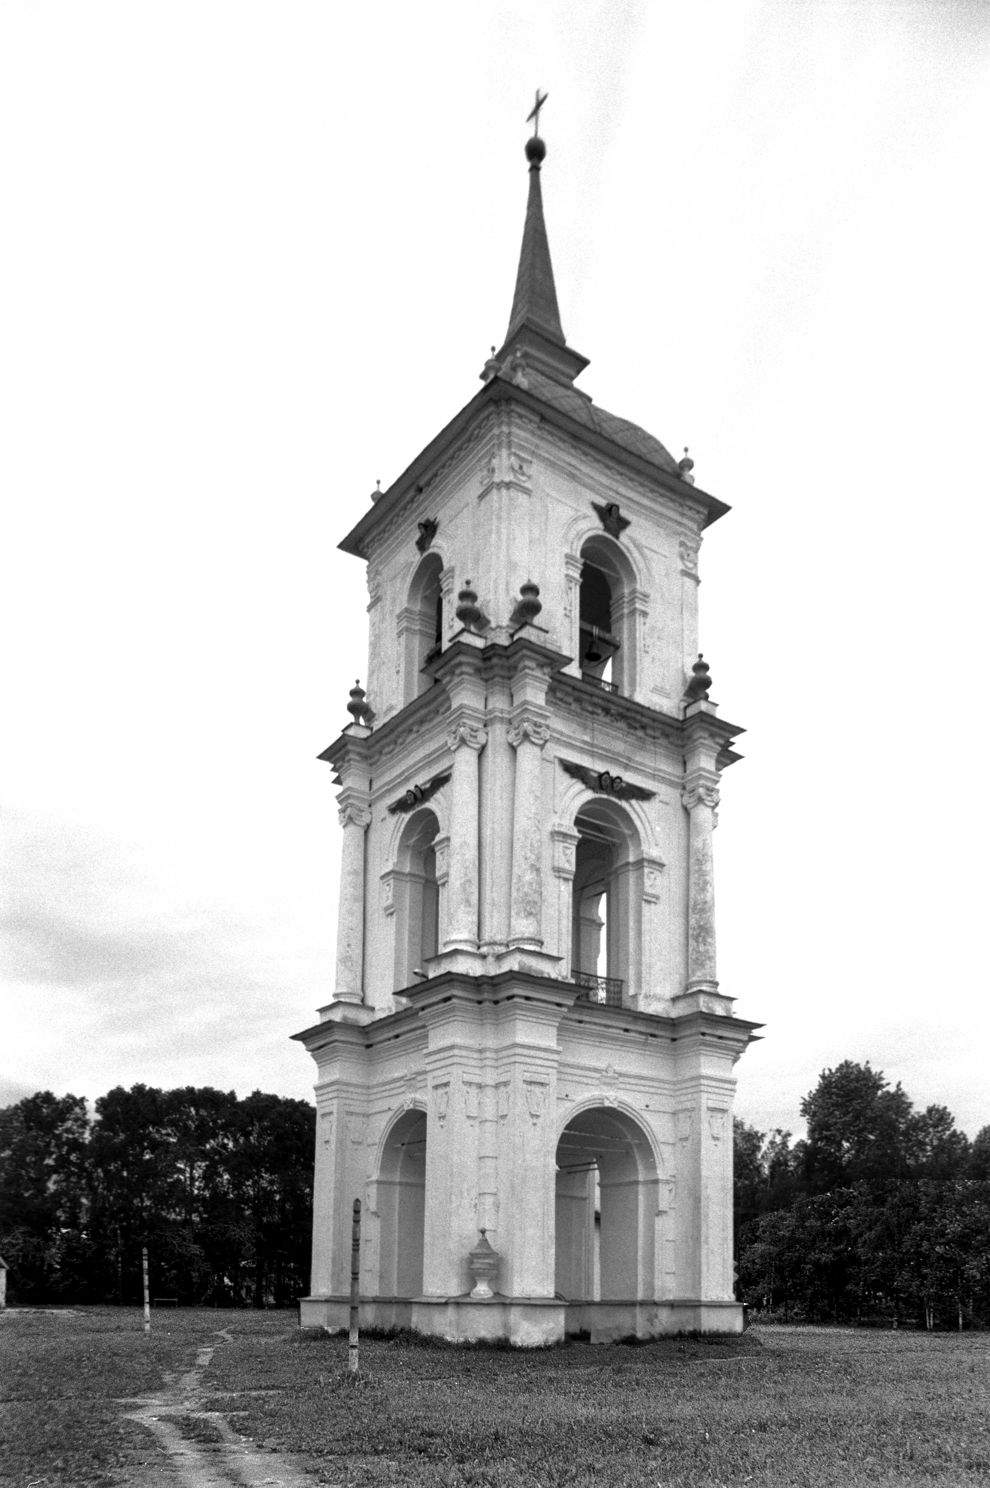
xmin=2 ymin=1 xmax=988 ymax=1140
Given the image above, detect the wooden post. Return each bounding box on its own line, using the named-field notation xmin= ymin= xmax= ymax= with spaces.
xmin=348 ymin=1199 xmax=361 ymax=1373
xmin=142 ymin=1247 xmax=151 ymax=1334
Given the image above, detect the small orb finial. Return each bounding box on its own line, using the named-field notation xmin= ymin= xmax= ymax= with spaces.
xmin=684 ymin=654 xmax=712 ymax=702
xmin=678 ymin=447 xmax=696 ymax=486
xmin=525 ymin=88 xmax=548 ymax=166
xmin=456 ymin=582 xmax=483 ymax=631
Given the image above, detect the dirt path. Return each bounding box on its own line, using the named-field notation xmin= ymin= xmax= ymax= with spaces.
xmin=118 ymin=1329 xmax=313 ymax=1488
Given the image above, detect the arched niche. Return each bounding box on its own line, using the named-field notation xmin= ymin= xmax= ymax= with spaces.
xmin=376 ymin=1107 xmax=427 ymax=1297
xmin=398 ymin=552 xmax=444 ymax=704
xmin=555 ymin=1105 xmax=659 ymax=1306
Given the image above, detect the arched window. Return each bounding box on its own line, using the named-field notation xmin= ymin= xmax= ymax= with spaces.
xmin=392 ymin=808 xmax=441 ymax=992
xmin=569 ymin=801 xmax=640 ymax=1005
xmin=577 ymin=536 xmax=638 ymax=695
xmin=399 ymin=553 xmax=444 ymax=704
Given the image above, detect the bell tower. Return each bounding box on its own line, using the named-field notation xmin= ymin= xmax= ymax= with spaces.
xmin=294 ymin=120 xmax=759 ymax=1344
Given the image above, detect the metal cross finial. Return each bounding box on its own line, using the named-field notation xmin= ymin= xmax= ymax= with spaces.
xmin=527 ymin=89 xmax=548 ymax=138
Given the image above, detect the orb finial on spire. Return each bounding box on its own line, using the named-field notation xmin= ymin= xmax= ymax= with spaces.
xmin=525 ymin=89 xmax=548 ymax=166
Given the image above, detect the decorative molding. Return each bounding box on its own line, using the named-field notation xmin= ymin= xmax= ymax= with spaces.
xmin=642 ymin=858 xmax=666 ymax=903
xmin=386 ymin=771 xmax=451 ymax=815
xmin=560 ymin=758 xmax=655 ymax=802
xmin=337 ymin=801 xmax=372 ymax=830
xmin=496 ymin=1082 xmax=511 ymax=1122
xmin=551 ymin=826 xmax=579 ymax=879
xmin=675 ymin=1110 xmax=693 ymax=1144
xmin=682 ymin=783 xmax=720 ymax=812
xmin=359 ymin=412 xmax=495 ymax=561
xmin=319 ymin=1111 xmax=334 ymax=1148
xmin=707 ymin=1108 xmax=728 ymax=1144
xmin=523 ymin=1079 xmax=548 ymax=1125
xmin=446 ymin=722 xmax=488 ymax=753
xmin=592 ymin=500 xmax=630 ymax=538
xmin=463 ymin=1078 xmax=482 ymax=1121
xmin=415 ymin=517 xmax=438 ymax=554
xmin=507 ymin=718 xmax=550 ymax=750
xmin=433 ymin=1082 xmax=450 ymax=1126
xmin=657 ymin=1178 xmax=676 ymax=1213
xmin=678 ymin=535 xmax=701 ymax=574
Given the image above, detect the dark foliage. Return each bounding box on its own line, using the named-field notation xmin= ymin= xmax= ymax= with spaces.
xmin=734 ymin=1062 xmax=989 ymax=1329
xmin=0 ymin=1085 xmax=314 ymax=1305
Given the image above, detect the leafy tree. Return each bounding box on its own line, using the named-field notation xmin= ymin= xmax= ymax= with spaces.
xmin=801 ymin=1061 xmax=914 ymax=1191
xmin=0 ymin=1093 xmax=89 ymax=1300
xmin=969 ymin=1126 xmax=990 ymax=1179
xmin=905 ymin=1104 xmax=970 ymax=1179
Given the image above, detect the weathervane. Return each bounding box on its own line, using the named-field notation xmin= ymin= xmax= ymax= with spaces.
xmin=527 ymin=89 xmax=548 ymax=138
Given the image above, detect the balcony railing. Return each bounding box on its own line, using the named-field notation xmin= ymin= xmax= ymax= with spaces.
xmin=571 ymin=969 xmax=624 ymax=1007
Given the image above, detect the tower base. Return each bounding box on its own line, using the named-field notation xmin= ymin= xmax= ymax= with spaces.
xmin=299 ymin=1293 xmax=745 ymax=1346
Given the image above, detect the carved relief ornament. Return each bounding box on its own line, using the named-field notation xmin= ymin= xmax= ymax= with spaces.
xmin=386 ymin=771 xmax=451 ymax=815
xmin=446 ymin=722 xmax=488 ymax=753
xmin=507 ymin=718 xmax=550 ymax=750
xmin=337 ymin=800 xmax=372 ymax=830
xmin=681 ymin=783 xmax=720 ymax=812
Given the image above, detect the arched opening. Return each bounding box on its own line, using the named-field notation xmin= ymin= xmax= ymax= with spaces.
xmin=555 ymin=1107 xmax=658 ymax=1309
xmin=570 ymin=800 xmax=638 ymax=1005
xmin=392 ymin=808 xmax=441 ymax=992
xmin=578 ymin=536 xmax=637 ymax=695
xmin=377 ymin=1108 xmax=427 ymax=1297
xmin=401 ymin=553 xmax=444 ymax=703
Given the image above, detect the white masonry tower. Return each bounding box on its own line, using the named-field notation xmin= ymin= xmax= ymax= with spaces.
xmin=295 ymin=117 xmax=759 ymax=1344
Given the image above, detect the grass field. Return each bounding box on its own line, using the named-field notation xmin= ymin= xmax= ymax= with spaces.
xmin=1 ymin=1308 xmax=988 ymax=1487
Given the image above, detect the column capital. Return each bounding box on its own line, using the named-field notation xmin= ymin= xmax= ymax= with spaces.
xmin=507 ymin=716 xmax=550 ymax=750
xmin=446 ymin=720 xmax=488 ymax=752
xmin=337 ymin=793 xmax=371 ymax=829
xmin=681 ymin=782 xmax=720 ymax=812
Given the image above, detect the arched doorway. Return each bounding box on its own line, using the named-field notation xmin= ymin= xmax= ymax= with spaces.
xmin=555 ymin=1107 xmax=659 ymax=1310
xmin=376 ymin=1108 xmax=427 ymax=1297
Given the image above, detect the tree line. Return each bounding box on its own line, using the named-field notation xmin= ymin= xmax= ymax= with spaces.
xmin=0 ymin=1085 xmax=314 ymax=1307
xmin=735 ymin=1061 xmax=990 ymax=1328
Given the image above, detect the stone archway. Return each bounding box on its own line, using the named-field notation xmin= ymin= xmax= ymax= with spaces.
xmin=555 ymin=1106 xmax=659 ymax=1315
xmin=376 ymin=1108 xmax=427 ymax=1298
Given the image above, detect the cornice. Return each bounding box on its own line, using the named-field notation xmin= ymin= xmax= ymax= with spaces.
xmin=338 ymin=375 xmax=729 ymax=564
xmin=548 ymin=673 xmax=685 ymax=747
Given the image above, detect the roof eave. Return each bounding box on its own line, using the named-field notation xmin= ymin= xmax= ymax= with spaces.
xmin=339 ymin=376 xmax=729 ymax=561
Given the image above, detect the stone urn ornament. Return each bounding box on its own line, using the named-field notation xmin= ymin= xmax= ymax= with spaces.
xmin=468 ymin=1229 xmax=500 ymax=1299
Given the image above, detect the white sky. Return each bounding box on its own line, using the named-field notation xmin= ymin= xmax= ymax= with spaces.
xmin=2 ymin=0 xmax=988 ymax=1140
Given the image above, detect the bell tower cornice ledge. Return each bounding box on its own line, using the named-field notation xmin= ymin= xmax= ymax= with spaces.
xmin=317 ymin=728 xmax=370 ymax=780
xmin=338 ymin=378 xmax=729 ymax=563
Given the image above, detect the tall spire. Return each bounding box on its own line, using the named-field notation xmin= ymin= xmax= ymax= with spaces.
xmin=486 ymin=102 xmax=589 ymax=387
xmin=504 ymin=134 xmax=566 ymax=347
